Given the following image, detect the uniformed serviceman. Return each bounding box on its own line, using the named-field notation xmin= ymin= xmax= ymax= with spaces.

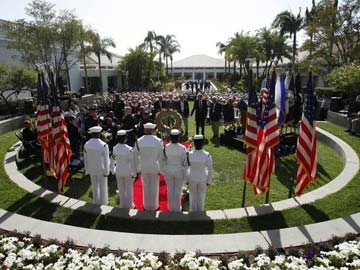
xmin=187 ymin=134 xmax=213 ymax=211
xmin=84 ymin=126 xmax=110 ymax=205
xmin=110 ymin=130 xmax=137 ymax=209
xmin=163 ymin=129 xmax=187 ymax=212
xmin=134 ymin=122 xmax=163 ymax=211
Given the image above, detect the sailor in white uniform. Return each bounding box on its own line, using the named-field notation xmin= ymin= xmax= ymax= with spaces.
xmin=84 ymin=126 xmax=110 ymax=205
xmin=111 ymin=130 xmax=137 ymax=209
xmin=163 ymin=129 xmax=187 ymax=212
xmin=134 ymin=122 xmax=163 ymax=211
xmin=187 ymin=134 xmax=213 ymax=211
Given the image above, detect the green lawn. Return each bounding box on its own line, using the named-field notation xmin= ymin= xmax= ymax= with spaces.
xmin=17 ymin=107 xmax=342 ymax=211
xmin=0 ymin=121 xmax=356 ymax=235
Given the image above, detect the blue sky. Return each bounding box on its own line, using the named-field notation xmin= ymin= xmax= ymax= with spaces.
xmin=0 ymin=0 xmax=316 ymax=61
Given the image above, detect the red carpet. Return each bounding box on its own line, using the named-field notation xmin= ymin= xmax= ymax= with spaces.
xmin=133 ymin=141 xmax=190 ymax=211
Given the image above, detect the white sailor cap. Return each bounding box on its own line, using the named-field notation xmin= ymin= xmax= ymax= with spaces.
xmin=117 ymin=130 xmax=127 ymax=136
xmin=170 ymin=129 xmax=180 ymax=136
xmin=88 ymin=126 xmax=102 ymax=134
xmin=193 ymin=134 xmax=203 ymax=140
xmin=144 ymin=122 xmax=156 ymax=129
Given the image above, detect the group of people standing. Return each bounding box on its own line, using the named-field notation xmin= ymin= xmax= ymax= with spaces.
xmin=83 ymin=123 xmax=213 ymax=212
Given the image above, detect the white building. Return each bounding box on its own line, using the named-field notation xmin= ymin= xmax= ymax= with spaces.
xmin=0 ymin=19 xmax=123 ymax=95
xmin=172 ymin=54 xmax=229 ymax=80
xmin=80 ymin=52 xmax=124 ymax=94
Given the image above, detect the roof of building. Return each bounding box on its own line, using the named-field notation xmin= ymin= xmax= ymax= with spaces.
xmin=172 ymin=54 xmax=225 ymax=68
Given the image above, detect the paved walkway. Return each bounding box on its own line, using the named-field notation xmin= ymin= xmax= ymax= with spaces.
xmin=1 ymin=208 xmax=360 ymax=253
xmin=4 ymin=128 xmax=358 ymax=221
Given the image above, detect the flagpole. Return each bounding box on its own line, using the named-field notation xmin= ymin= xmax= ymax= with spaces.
xmin=241 ymin=181 xmax=247 ymax=208
xmin=37 ymin=68 xmax=48 ymax=188
xmin=265 ymin=180 xmax=270 ymax=204
xmin=241 ymin=59 xmax=253 ymax=208
xmin=288 ymin=176 xmax=295 ymax=198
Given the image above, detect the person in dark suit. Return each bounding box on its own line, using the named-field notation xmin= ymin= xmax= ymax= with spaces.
xmin=66 ymin=114 xmax=82 ymax=159
xmin=122 ymin=106 xmax=138 ymax=147
xmin=165 ymin=93 xmax=177 ymax=110
xmin=176 ymin=94 xmax=190 ymax=135
xmin=191 ymin=93 xmax=207 ymax=136
xmin=153 ymin=95 xmax=164 ymax=114
xmin=209 ymin=96 xmax=223 ymax=138
xmin=84 ymin=106 xmax=99 ymax=141
xmin=223 ymin=99 xmax=235 ymax=124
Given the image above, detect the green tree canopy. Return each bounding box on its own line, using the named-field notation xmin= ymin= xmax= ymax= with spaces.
xmin=326 ymin=63 xmax=360 ymax=94
xmin=0 ymin=63 xmax=37 ymax=105
xmin=118 ymin=46 xmax=154 ymax=89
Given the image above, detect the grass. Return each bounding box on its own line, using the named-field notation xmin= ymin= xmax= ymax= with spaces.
xmin=17 ymin=105 xmax=342 ymax=210
xmin=0 ymin=121 xmax=356 ymax=235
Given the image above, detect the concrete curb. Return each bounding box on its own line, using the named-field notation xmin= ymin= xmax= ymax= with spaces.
xmin=4 ymin=127 xmax=358 ymax=221
xmin=1 ymin=208 xmax=360 ymax=253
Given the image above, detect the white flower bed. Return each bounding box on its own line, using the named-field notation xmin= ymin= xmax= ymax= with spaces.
xmin=1 ymin=235 xmax=360 ymax=269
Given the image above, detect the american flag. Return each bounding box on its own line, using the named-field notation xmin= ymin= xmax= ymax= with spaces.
xmin=51 ymin=105 xmax=72 ymax=193
xmin=251 ymin=71 xmax=280 ymax=194
xmin=36 ymin=71 xmax=52 ymax=164
xmin=243 ymin=72 xmax=260 ymax=183
xmin=295 ymin=71 xmax=317 ymax=196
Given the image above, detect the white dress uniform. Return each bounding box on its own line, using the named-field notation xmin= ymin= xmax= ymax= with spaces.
xmin=187 ymin=148 xmax=213 ymax=212
xmin=84 ymin=127 xmax=110 ymax=205
xmin=163 ymin=142 xmax=187 ymax=212
xmin=134 ymin=125 xmax=163 ymax=211
xmin=111 ymin=142 xmax=137 ymax=209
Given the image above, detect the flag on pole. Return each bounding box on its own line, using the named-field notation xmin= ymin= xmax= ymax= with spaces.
xmin=51 ymin=105 xmax=72 ymax=193
xmin=275 ymin=73 xmax=286 ymax=126
xmin=243 ymin=70 xmax=260 ymax=184
xmin=295 ymin=71 xmax=317 ymax=196
xmin=36 ymin=70 xmax=52 ymax=164
xmin=251 ymin=71 xmax=280 ymax=194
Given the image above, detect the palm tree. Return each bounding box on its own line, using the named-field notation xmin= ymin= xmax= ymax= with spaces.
xmin=169 ymin=42 xmax=181 ymax=79
xmin=91 ymin=33 xmax=116 ymax=92
xmin=216 ymin=42 xmax=227 ymax=73
xmin=272 ymin=9 xmax=304 ymax=70
xmin=142 ymin=30 xmax=158 ymax=85
xmin=156 ymin=34 xmax=179 ymax=76
xmin=155 ymin=34 xmax=165 ymax=79
xmin=143 ymin=30 xmax=157 ymax=54
xmin=78 ymin=28 xmax=97 ymax=94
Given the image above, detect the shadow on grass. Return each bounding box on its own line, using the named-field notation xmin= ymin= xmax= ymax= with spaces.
xmin=5 ymin=190 xmax=59 ymax=222
xmin=300 ymin=204 xmax=330 ymax=223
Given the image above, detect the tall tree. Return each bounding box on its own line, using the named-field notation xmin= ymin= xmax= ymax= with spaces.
xmin=143 ymin=30 xmax=157 ymax=54
xmin=216 ymin=42 xmax=228 ymax=73
xmin=118 ymin=46 xmax=153 ymax=89
xmin=56 ymin=10 xmax=83 ymax=91
xmin=142 ymin=30 xmax=158 ymax=85
xmin=78 ymin=27 xmax=97 ymax=94
xmin=156 ymin=34 xmax=179 ymax=76
xmin=272 ymin=9 xmax=304 ymax=70
xmin=169 ymin=41 xmax=181 ymax=79
xmin=91 ymin=33 xmax=116 ymax=92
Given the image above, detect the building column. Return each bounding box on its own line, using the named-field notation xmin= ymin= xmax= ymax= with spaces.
xmin=102 ymin=75 xmax=108 ymax=93
xmin=214 ymin=72 xmax=217 ymax=79
xmin=192 ymin=72 xmax=195 ymax=80
xmin=203 ymin=72 xmax=206 ymax=80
